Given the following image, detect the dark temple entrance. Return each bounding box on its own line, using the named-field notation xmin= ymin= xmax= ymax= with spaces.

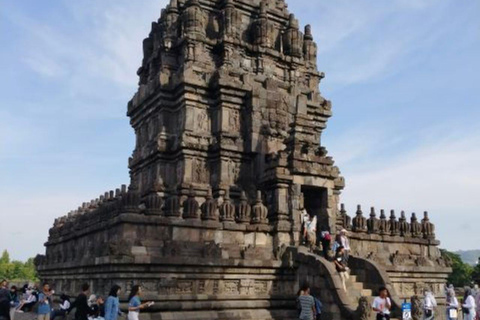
xmin=301 ymin=185 xmax=329 ymax=242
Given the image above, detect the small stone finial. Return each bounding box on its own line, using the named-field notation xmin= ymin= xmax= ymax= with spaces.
xmin=389 ymin=210 xmax=400 ymax=236
xmin=352 ymin=205 xmax=367 ymax=233
xmin=144 ymin=193 xmax=163 ymax=216
xmin=367 ymin=207 xmax=378 ymax=234
xmin=304 ymin=25 xmax=313 ymax=40
xmin=379 ymin=209 xmax=388 ymax=235
xmin=165 ymin=190 xmax=181 ymax=217
xmin=339 ymin=203 xmax=351 ymax=230
xmin=183 ymin=186 xmax=199 ymax=219
xmin=399 ymin=210 xmax=409 ymax=237
xmin=421 ymin=211 xmax=435 ymax=239
xmin=120 ymin=185 xmax=140 ymax=213
xmin=109 ymin=190 xmax=115 ymax=199
xmin=121 ymin=184 xmax=127 ymax=194
xmin=201 ymin=188 xmax=219 ymax=221
xmin=115 ymin=188 xmax=121 ymax=197
xmin=220 ymin=189 xmax=235 ymax=222
xmin=252 ymin=190 xmax=268 ymax=225
xmin=410 ymin=213 xmax=421 ymax=238
xmin=236 ymin=191 xmax=251 ymax=224
xmin=288 ymin=14 xmax=299 ymax=29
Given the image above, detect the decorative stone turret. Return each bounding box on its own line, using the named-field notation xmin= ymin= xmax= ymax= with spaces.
xmin=389 ymin=210 xmax=400 ymax=236
xmin=303 ymin=25 xmax=317 ymax=68
xmin=162 ymin=0 xmax=180 ymax=50
xmin=367 ymin=207 xmax=379 ymax=234
xmin=339 ymin=203 xmax=351 ymax=230
xmin=421 ymin=211 xmax=435 ymax=239
xmin=283 ymin=14 xmax=303 ymax=57
xmin=379 ymin=209 xmax=388 ymax=235
xmin=410 ymin=213 xmax=422 ymax=238
xmin=183 ymin=187 xmax=200 ymax=219
xmin=143 ymin=193 xmax=163 ymax=215
xmin=251 ymin=191 xmax=268 ymax=225
xmin=165 ymin=190 xmax=181 ymax=217
xmin=253 ymin=1 xmax=274 ymax=48
xmin=236 ymin=191 xmax=251 ymax=224
xmin=121 ymin=185 xmax=140 ymax=213
xmin=352 ymin=205 xmax=367 ymax=233
xmin=201 ymin=188 xmax=218 ymax=221
xmin=399 ymin=211 xmax=409 ymax=237
xmin=219 ymin=189 xmax=235 ymax=222
xmin=222 ymin=0 xmax=241 ymax=39
xmin=182 ymin=0 xmax=206 ymax=39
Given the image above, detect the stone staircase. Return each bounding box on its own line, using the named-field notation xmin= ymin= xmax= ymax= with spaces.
xmin=345 ymin=273 xmax=373 ymax=305
xmin=346 ymin=270 xmax=400 ymax=320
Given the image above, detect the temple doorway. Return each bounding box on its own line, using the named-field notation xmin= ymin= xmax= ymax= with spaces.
xmin=301 ymin=185 xmax=329 ymax=242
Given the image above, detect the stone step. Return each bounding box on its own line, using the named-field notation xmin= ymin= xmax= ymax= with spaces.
xmin=347 ymin=281 xmax=364 ymax=291
xmin=361 ymin=289 xmax=372 ymax=296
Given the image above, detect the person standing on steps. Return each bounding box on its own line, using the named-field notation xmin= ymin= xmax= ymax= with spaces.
xmin=333 ymin=246 xmax=349 ymax=291
xmin=372 ymin=287 xmax=391 ymax=320
xmin=423 ymin=290 xmax=437 ymax=320
xmin=319 ymin=226 xmax=331 ymax=259
xmin=302 ymin=212 xmax=317 ymax=250
xmin=339 ymin=229 xmax=350 ymax=262
xmin=297 ymin=284 xmax=316 ymax=320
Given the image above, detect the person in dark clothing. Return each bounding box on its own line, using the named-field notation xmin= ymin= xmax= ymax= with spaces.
xmin=319 ymin=226 xmax=332 ymax=259
xmin=68 ymin=284 xmax=90 ymax=320
xmin=89 ymin=296 xmax=105 ymax=319
xmin=8 ymin=286 xmax=19 ymax=309
xmin=0 ymin=279 xmax=11 ymax=320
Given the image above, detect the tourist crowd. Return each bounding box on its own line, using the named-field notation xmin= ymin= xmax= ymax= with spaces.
xmin=0 ymin=280 xmax=153 ymax=320
xmin=300 ymin=212 xmax=480 ymax=320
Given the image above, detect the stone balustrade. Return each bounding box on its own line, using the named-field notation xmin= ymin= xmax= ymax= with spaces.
xmin=339 ymin=204 xmax=436 ymax=241
xmin=49 ymin=184 xmax=271 ymax=240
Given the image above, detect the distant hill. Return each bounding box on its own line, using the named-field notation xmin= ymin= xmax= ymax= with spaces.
xmin=455 ymin=250 xmax=480 ymax=266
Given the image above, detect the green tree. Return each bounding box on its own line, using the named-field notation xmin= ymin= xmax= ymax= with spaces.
xmin=0 ymin=250 xmax=37 ymax=281
xmin=442 ymin=249 xmax=474 ymax=287
xmin=0 ymin=250 xmax=10 ymax=264
xmin=473 ymin=262 xmax=480 ymax=285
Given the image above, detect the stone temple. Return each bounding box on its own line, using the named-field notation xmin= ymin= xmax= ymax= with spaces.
xmin=36 ymin=0 xmax=451 ymax=319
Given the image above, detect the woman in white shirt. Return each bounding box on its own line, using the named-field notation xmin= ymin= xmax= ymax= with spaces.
xmin=462 ymin=289 xmax=476 ymax=320
xmin=446 ymin=288 xmax=459 ymax=320
xmin=423 ymin=290 xmax=437 ymax=320
xmin=51 ymin=294 xmax=71 ymax=320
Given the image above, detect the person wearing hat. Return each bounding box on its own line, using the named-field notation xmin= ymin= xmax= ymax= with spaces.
xmin=339 ymin=229 xmax=351 ymax=263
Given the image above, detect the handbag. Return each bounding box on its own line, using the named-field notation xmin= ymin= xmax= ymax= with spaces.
xmin=463 ymin=307 xmax=470 ymax=315
xmin=449 ymin=308 xmax=458 ymax=319
xmin=425 ymin=309 xmax=433 ymax=318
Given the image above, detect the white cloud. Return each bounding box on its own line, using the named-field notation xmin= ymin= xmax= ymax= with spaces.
xmin=331 ymin=124 xmax=480 ymax=251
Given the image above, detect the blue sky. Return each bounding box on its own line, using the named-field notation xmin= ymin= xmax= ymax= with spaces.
xmin=1 ymin=0 xmax=479 ymax=261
